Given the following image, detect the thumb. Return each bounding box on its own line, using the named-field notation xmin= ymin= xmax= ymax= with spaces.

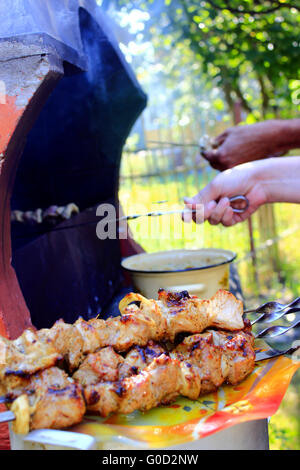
xmin=184 ymin=180 xmax=222 ymax=221
xmin=184 ymin=180 xmax=220 ymax=206
xmin=184 ymin=196 xmax=218 ymax=222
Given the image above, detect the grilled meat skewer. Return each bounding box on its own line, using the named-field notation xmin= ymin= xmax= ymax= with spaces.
xmin=35 ymin=289 xmax=244 ymax=371
xmin=0 ymin=289 xmax=251 ymax=433
xmin=82 ymin=327 xmax=255 ymax=416
xmin=0 ymin=289 xmax=243 ymax=376
xmin=1 ymin=325 xmax=254 ymax=432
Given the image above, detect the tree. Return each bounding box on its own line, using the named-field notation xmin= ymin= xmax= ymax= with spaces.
xmin=107 ymin=0 xmax=300 ymax=122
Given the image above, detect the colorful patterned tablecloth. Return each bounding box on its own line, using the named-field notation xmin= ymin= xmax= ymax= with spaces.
xmin=71 ymin=354 xmax=300 ymax=449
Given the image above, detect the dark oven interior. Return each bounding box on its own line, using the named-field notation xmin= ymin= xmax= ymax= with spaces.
xmin=10 ymin=7 xmax=147 ymax=329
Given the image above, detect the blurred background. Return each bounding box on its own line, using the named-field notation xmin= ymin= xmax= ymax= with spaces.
xmin=99 ymin=0 xmax=300 ymax=449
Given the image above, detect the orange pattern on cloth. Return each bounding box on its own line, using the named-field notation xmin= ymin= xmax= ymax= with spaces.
xmin=71 ymin=355 xmax=300 ymax=449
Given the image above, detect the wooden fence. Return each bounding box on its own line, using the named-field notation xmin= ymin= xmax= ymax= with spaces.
xmin=119 ymin=123 xmax=300 ymax=304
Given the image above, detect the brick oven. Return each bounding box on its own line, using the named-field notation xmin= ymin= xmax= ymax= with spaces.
xmin=0 ymin=0 xmax=147 ymax=340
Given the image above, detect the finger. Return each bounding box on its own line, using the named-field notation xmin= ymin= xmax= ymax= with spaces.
xmin=182 ymin=201 xmax=203 ymax=223
xmin=181 ymin=203 xmax=193 ymax=223
xmin=184 ymin=180 xmax=220 ymax=207
xmin=183 ymin=199 xmax=216 ymax=224
xmin=212 ymin=131 xmax=228 ymax=148
xmin=201 ymin=150 xmax=227 ymax=171
xmin=201 ymin=149 xmax=218 ymax=162
xmin=208 ymin=197 xmax=230 ymax=225
xmin=220 ymin=206 xmax=234 ymax=227
xmin=192 ymin=200 xmax=216 ymax=223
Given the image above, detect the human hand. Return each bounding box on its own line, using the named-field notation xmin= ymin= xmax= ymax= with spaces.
xmin=183 ymin=161 xmax=268 ymax=227
xmin=202 ymin=121 xmax=290 ymax=171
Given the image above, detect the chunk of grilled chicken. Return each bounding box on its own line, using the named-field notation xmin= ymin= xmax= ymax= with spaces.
xmin=72 ymin=341 xmax=166 ymax=387
xmin=83 ymin=326 xmax=255 ymax=417
xmin=118 ymin=341 xmax=166 ymax=380
xmin=207 ymin=326 xmax=255 ymax=385
xmin=36 ymin=289 xmax=244 ymax=370
xmin=170 ymin=332 xmax=224 ymax=395
xmin=171 ymin=325 xmax=255 ymax=389
xmin=73 ymin=346 xmax=124 ymax=386
xmin=84 ymin=354 xmax=183 ymax=416
xmin=38 ymin=319 xmax=85 ymax=371
xmin=156 ymin=288 xmax=244 ymax=341
xmin=9 ymin=367 xmax=86 ymax=434
xmin=0 ymin=329 xmax=61 ymax=397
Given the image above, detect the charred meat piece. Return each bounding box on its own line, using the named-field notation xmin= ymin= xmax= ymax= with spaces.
xmin=207 ymin=328 xmax=255 ymax=385
xmin=118 ymin=341 xmax=165 ymax=380
xmin=0 ymin=329 xmax=61 ymax=397
xmin=38 ymin=320 xmax=84 ymax=372
xmin=84 ymin=354 xmax=183 ymax=416
xmin=73 ymin=341 xmax=166 ymax=386
xmin=9 ymin=367 xmax=86 ymax=434
xmin=73 ymin=346 xmax=124 ymax=386
xmin=171 ymin=332 xmax=224 ymax=394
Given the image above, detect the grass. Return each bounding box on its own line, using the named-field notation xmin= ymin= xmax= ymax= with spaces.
xmin=269 ymin=369 xmax=300 ymax=450
xmin=119 ymin=152 xmax=300 ymax=450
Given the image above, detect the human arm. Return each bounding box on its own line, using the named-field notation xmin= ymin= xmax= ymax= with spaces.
xmin=183 ymin=157 xmax=300 ymax=227
xmin=202 ymin=120 xmax=300 ymax=171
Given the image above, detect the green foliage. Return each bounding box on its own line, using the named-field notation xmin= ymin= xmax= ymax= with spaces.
xmin=110 ymin=0 xmax=300 ymax=121
xmin=269 ymin=368 xmax=300 ymax=450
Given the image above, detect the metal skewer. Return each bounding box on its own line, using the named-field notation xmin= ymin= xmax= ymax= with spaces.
xmin=149 ymin=195 xmax=249 ymax=217
xmin=255 ymin=344 xmax=300 ymax=361
xmin=255 ymin=319 xmax=300 ymax=339
xmin=119 ymin=195 xmax=249 ymax=222
xmin=245 ymin=296 xmax=300 ymax=315
xmin=251 ymin=306 xmax=300 ymax=325
xmin=12 ymin=195 xmax=250 ymax=238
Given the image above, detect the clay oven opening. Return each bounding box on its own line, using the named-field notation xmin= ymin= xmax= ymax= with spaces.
xmin=3 ymin=5 xmax=146 ymax=332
